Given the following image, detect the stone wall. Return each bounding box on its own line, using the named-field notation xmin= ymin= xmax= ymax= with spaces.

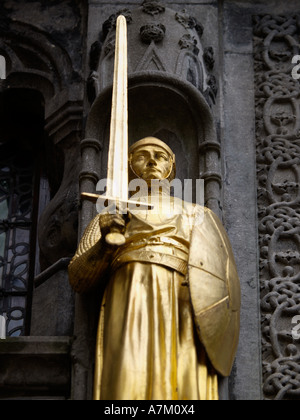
xmin=0 ymin=0 xmax=86 ymax=399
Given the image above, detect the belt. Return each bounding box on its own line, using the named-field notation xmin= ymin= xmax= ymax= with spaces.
xmin=125 ymin=236 xmax=189 ymax=254
xmin=111 ymin=249 xmax=188 ymax=276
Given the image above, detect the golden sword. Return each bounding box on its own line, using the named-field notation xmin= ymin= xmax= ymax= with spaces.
xmin=81 ymin=16 xmax=152 ymax=246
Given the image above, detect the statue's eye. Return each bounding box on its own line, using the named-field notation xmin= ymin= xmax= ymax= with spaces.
xmin=135 ymin=154 xmax=145 ymax=161
xmin=157 ymin=153 xmax=168 ymax=161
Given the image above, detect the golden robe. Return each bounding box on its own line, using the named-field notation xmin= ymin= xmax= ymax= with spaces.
xmin=69 ymin=197 xmax=240 ymax=400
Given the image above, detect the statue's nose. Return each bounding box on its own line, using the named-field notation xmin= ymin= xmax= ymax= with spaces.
xmin=147 ymin=158 xmax=157 ymax=167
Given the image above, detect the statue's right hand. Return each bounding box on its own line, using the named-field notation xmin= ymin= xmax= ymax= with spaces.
xmin=99 ymin=212 xmax=126 ymax=238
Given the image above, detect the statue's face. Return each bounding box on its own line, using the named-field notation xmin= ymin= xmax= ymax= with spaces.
xmin=131 ymin=145 xmax=173 ymax=181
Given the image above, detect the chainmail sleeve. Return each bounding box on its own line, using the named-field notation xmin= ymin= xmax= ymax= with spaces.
xmin=68 ymin=214 xmax=114 ymax=294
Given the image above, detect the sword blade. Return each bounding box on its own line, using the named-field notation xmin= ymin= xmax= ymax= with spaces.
xmin=106 ymin=15 xmax=128 ymax=203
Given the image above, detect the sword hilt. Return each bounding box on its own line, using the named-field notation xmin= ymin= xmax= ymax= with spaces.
xmin=105 ymin=201 xmax=127 ymax=246
xmin=105 ymin=228 xmax=126 ymax=247
xmin=81 ymin=191 xmax=152 ymax=247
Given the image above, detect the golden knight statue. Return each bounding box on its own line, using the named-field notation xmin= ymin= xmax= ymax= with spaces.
xmin=68 ymin=15 xmax=240 ymax=401
xmin=68 ymin=136 xmax=240 ymax=400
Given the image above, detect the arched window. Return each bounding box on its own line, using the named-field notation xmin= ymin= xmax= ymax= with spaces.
xmin=0 ymin=89 xmax=47 ymax=336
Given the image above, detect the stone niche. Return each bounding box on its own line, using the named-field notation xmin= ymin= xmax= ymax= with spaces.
xmin=82 ymin=1 xmax=221 ymax=234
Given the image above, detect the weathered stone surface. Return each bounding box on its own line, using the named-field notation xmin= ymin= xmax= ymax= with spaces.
xmin=31 ymin=263 xmax=74 ymax=337
xmin=0 ymin=337 xmax=72 ymax=399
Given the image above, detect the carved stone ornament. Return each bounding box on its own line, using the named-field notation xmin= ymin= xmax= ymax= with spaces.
xmin=89 ymin=1 xmax=217 ymax=108
xmin=142 ymin=0 xmax=165 ymax=16
xmin=203 ymin=47 xmax=215 ymax=72
xmin=140 ymin=23 xmax=166 ymax=44
xmin=175 ymin=9 xmax=204 ymax=37
xmin=253 ymin=14 xmax=300 ymax=400
xmin=179 ymin=34 xmax=199 ymax=56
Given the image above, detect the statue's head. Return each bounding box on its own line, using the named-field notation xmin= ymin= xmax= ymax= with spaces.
xmin=129 ymin=137 xmax=176 ymax=184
